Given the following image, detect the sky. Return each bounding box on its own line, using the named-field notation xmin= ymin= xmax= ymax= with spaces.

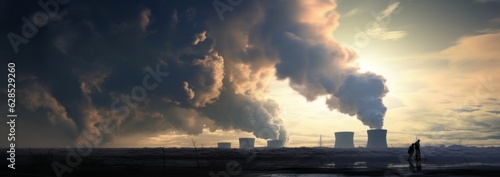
xmin=1 ymin=0 xmax=499 ymax=148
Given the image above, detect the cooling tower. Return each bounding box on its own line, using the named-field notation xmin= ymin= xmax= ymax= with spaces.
xmin=217 ymin=142 xmax=231 ymax=149
xmin=366 ymin=129 xmax=388 ymax=148
xmin=239 ymin=138 xmax=255 ymax=149
xmin=267 ymin=140 xmax=284 ymax=148
xmin=334 ymin=131 xmax=355 ymax=148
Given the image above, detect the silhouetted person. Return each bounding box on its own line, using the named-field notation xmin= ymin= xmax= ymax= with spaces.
xmin=407 ymin=143 xmax=415 ymax=161
xmin=415 ymin=139 xmax=421 ymax=161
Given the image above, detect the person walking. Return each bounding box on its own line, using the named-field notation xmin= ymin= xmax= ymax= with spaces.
xmin=415 ymin=139 xmax=421 ymax=161
xmin=407 ymin=143 xmax=415 ymax=161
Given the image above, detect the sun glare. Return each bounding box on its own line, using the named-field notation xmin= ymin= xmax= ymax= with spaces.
xmin=358 ymin=56 xmax=380 ymax=73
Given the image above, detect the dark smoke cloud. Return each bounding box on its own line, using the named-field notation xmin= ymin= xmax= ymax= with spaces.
xmin=209 ymin=0 xmax=389 ymax=129
xmin=332 ymin=73 xmax=388 ymax=129
xmin=1 ymin=0 xmax=388 ymax=147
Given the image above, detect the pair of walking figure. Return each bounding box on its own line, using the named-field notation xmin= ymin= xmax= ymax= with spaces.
xmin=407 ymin=139 xmax=421 ymax=161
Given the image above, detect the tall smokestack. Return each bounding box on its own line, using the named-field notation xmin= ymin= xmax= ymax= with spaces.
xmin=267 ymin=140 xmax=284 ymax=148
xmin=239 ymin=138 xmax=255 ymax=149
xmin=217 ymin=142 xmax=231 ymax=149
xmin=334 ymin=131 xmax=355 ymax=148
xmin=366 ymin=129 xmax=388 ymax=148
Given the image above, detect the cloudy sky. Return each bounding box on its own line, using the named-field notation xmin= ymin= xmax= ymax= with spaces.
xmin=1 ymin=0 xmax=499 ymax=148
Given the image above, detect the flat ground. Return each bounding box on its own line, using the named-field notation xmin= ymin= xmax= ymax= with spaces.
xmin=2 ymin=147 xmax=499 ymax=176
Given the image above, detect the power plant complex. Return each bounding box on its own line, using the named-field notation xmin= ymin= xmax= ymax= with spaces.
xmin=218 ymin=138 xmax=285 ymax=149
xmin=334 ymin=129 xmax=388 ymax=148
xmin=217 ymin=129 xmax=387 ymax=149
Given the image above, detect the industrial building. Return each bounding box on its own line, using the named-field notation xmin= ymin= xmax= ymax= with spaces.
xmin=267 ymin=140 xmax=284 ymax=148
xmin=239 ymin=138 xmax=255 ymax=149
xmin=366 ymin=129 xmax=388 ymax=148
xmin=217 ymin=142 xmax=231 ymax=149
xmin=334 ymin=131 xmax=355 ymax=148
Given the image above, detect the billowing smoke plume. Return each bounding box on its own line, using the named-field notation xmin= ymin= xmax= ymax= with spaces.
xmin=209 ymin=0 xmax=389 ymax=129
xmin=1 ymin=0 xmax=387 ymax=147
xmin=332 ymin=74 xmax=388 ymax=129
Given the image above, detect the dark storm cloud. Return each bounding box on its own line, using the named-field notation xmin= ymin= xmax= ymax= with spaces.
xmin=1 ymin=0 xmax=389 ymax=147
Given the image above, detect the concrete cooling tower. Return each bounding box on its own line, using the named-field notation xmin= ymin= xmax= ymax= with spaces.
xmin=267 ymin=140 xmax=284 ymax=148
xmin=366 ymin=129 xmax=388 ymax=148
xmin=239 ymin=138 xmax=255 ymax=149
xmin=334 ymin=131 xmax=355 ymax=148
xmin=217 ymin=142 xmax=231 ymax=149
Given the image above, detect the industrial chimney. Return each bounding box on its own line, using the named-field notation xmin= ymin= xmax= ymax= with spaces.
xmin=217 ymin=142 xmax=231 ymax=149
xmin=366 ymin=129 xmax=388 ymax=148
xmin=334 ymin=131 xmax=355 ymax=148
xmin=239 ymin=138 xmax=255 ymax=149
xmin=267 ymin=140 xmax=284 ymax=148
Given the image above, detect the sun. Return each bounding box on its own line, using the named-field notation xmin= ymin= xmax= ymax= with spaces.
xmin=357 ymin=56 xmax=381 ymax=73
